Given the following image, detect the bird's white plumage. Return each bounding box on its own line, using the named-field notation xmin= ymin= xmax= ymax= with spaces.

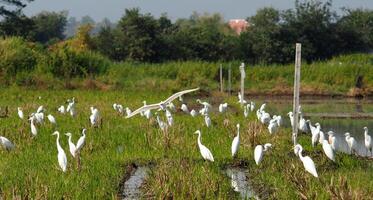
xmin=65 ymin=133 xmax=76 ymax=158
xmin=52 ymin=131 xmax=67 ymax=172
xmin=195 ymin=130 xmax=214 ymax=162
xmin=294 ymin=144 xmax=318 ymax=177
xmin=231 ymin=124 xmax=240 ymax=157
xmin=0 ymin=136 xmax=15 ymax=151
xmin=322 ymin=140 xmax=335 ymax=162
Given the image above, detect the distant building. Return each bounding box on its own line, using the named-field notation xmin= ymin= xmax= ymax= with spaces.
xmin=228 ymin=19 xmax=249 ymax=35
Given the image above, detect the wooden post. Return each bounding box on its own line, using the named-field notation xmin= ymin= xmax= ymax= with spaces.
xmin=239 ymin=63 xmax=245 ymax=106
xmin=228 ymin=64 xmax=232 ymax=95
xmin=220 ymin=64 xmax=223 ymax=93
xmin=292 ymin=43 xmax=301 ymax=145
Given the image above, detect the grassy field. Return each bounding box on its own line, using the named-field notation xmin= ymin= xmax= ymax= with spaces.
xmin=0 ymin=88 xmax=372 ymax=199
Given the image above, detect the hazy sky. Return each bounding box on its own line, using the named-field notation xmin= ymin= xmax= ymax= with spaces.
xmin=23 ymin=0 xmax=373 ymax=22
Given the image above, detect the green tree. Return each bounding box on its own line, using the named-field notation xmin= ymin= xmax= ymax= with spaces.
xmin=30 ymin=11 xmax=67 ymax=44
xmin=0 ymin=0 xmax=34 ymax=37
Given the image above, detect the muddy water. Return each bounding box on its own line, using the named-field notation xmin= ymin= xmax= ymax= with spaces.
xmin=121 ymin=166 xmax=149 ymax=200
xmin=250 ymin=96 xmax=373 ymax=157
xmin=226 ymin=167 xmax=259 ymax=200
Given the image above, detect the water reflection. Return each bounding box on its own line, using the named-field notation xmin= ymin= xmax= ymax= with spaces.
xmin=122 ymin=166 xmax=149 ymax=200
xmin=250 ymin=97 xmax=373 ymax=157
xmin=226 ymin=167 xmax=258 ymax=200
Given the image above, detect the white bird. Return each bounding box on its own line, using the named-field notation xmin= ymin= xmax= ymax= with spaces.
xmin=287 ymin=112 xmax=294 ymax=128
xmin=260 ymin=112 xmax=271 ymax=124
xmin=155 ymin=112 xmax=168 ymax=132
xmin=199 ymin=107 xmax=208 ymax=116
xmin=58 ymin=105 xmax=65 ymax=114
xmin=89 ymin=107 xmax=99 ymax=126
xmin=254 ymin=143 xmax=272 ymax=165
xmin=318 ymin=131 xmax=325 ymax=145
xmin=322 ymin=139 xmax=335 ymax=162
xmin=196 ymin=99 xmax=212 ymax=113
xmin=259 ymin=103 xmax=266 ymax=112
xmin=166 ymin=109 xmax=173 ymax=126
xmin=231 ymin=124 xmax=240 ymax=157
xmin=36 ymin=105 xmax=44 ymax=113
xmin=268 ymin=119 xmax=279 ymax=134
xmin=65 ymin=133 xmax=76 ymax=158
xmin=0 ymin=136 xmax=15 ymax=151
xmin=76 ymin=129 xmax=86 ymax=153
xmin=47 ymin=114 xmax=56 ymax=125
xmin=249 ymin=101 xmax=255 ymax=112
xmin=190 ymin=109 xmax=197 ymax=117
xmin=204 ymin=115 xmax=211 ymax=127
xmin=327 ymin=131 xmax=337 ymax=150
xmin=311 ymin=123 xmax=320 ymax=147
xmin=294 ymin=144 xmax=318 ymax=178
xmin=113 ymin=103 xmax=118 ymax=111
xmin=275 ymin=115 xmax=283 ymax=127
xmin=167 ymin=102 xmax=176 ymax=112
xmin=17 ymin=107 xmax=24 ymax=119
xmin=243 ymin=106 xmax=249 ymax=118
xmin=299 ymin=113 xmax=308 ymax=133
xmin=144 ymin=109 xmax=152 ymax=119
xmin=67 ymin=98 xmax=76 ymax=117
xmin=345 ymin=132 xmax=357 ymax=154
xmin=126 ymin=88 xmax=199 ymax=118
xmin=194 ymin=130 xmax=214 ymax=162
xmin=181 ymin=104 xmax=189 ymax=113
xmin=125 ymin=107 xmax=132 ymax=117
xmin=219 ymin=103 xmax=228 ymax=113
xmin=237 ymin=92 xmax=247 ymax=104
xmin=30 ymin=118 xmax=37 ymax=136
xmin=34 ymin=112 xmax=44 ymax=124
xmin=364 ymin=127 xmax=372 ymax=156
xmin=52 ymin=131 xmax=67 ymax=172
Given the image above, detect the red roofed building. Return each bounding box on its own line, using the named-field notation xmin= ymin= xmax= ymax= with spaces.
xmin=228 ymin=19 xmax=249 ymax=35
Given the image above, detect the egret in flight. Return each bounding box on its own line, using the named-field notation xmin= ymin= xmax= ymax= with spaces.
xmin=126 ymin=88 xmax=199 ymax=118
xmin=194 ymin=130 xmax=214 ymax=162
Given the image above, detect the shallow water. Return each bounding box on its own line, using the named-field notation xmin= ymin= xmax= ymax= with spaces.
xmin=250 ymin=96 xmax=373 ymax=157
xmin=121 ymin=166 xmax=149 ymax=200
xmin=226 ymin=167 xmax=258 ymax=200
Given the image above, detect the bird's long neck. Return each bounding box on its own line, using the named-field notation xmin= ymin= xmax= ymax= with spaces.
xmin=298 ymin=148 xmax=304 ymax=161
xmin=68 ymin=135 xmax=73 ymax=144
xmin=197 ymin=133 xmax=202 ymax=147
xmin=237 ymin=126 xmax=240 ymax=137
xmin=364 ymin=129 xmax=368 ymax=137
xmin=56 ymin=134 xmax=63 ymax=152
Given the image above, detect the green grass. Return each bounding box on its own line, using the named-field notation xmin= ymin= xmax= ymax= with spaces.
xmin=0 ymin=88 xmax=372 ymax=199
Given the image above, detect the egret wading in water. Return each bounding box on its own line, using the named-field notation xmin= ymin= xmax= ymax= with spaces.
xmin=254 ymin=143 xmax=272 ymax=165
xmin=294 ymin=144 xmax=318 ymax=178
xmin=52 ymin=131 xmax=67 ymax=172
xmin=231 ymin=124 xmax=240 ymax=158
xmin=0 ymin=136 xmax=15 ymax=151
xmin=194 ymin=130 xmax=214 ymax=162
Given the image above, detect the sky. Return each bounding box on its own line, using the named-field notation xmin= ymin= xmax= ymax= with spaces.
xmin=23 ymin=0 xmax=373 ymax=22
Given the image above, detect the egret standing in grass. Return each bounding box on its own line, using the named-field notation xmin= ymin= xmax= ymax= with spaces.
xmin=30 ymin=117 xmax=37 ymax=136
xmin=194 ymin=130 xmax=214 ymax=162
xmin=231 ymin=124 xmax=240 ymax=158
xmin=268 ymin=119 xmax=279 ymax=134
xmin=65 ymin=133 xmax=76 ymax=158
xmin=204 ymin=114 xmax=211 ymax=127
xmin=17 ymin=107 xmax=24 ymax=119
xmin=181 ymin=104 xmax=189 ymax=113
xmin=219 ymin=103 xmax=228 ymax=113
xmin=52 ymin=131 xmax=67 ymax=172
xmin=47 ymin=114 xmax=57 ymax=125
xmin=190 ymin=109 xmax=197 ymax=117
xmin=322 ymin=139 xmax=335 ymax=162
xmin=0 ymin=136 xmax=15 ymax=151
xmin=294 ymin=144 xmax=318 ymax=178
xmin=254 ymin=143 xmax=272 ymax=165
xmin=363 ymin=127 xmax=372 ymax=156
xmin=311 ymin=123 xmax=320 ymax=147
xmin=327 ymin=131 xmax=337 ymax=150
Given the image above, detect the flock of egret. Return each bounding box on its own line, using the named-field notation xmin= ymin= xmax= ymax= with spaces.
xmin=1 ymin=88 xmax=371 ymax=179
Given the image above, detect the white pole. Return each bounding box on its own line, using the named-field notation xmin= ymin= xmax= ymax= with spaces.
xmin=292 ymin=43 xmax=301 ymax=145
xmin=220 ymin=64 xmax=223 ymax=93
xmin=239 ymin=63 xmax=245 ymax=106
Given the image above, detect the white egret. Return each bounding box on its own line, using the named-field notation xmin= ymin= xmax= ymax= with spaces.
xmin=0 ymin=136 xmax=15 ymax=151
xmin=294 ymin=144 xmax=318 ymax=178
xmin=36 ymin=105 xmax=44 ymax=113
xmin=268 ymin=119 xmax=279 ymax=134
xmin=155 ymin=112 xmax=168 ymax=132
xmin=190 ymin=109 xmax=197 ymax=117
xmin=259 ymin=103 xmax=266 ymax=112
xmin=364 ymin=127 xmax=372 ymax=156
xmin=34 ymin=112 xmax=44 ymax=124
xmin=299 ymin=113 xmax=308 ymax=133
xmin=249 ymin=101 xmax=255 ymax=112
xmin=237 ymin=92 xmax=247 ymax=104
xmin=65 ymin=133 xmax=76 ymax=158
xmin=125 ymin=107 xmax=132 ymax=117
xmin=345 ymin=132 xmax=357 ymax=154
xmin=327 ymin=131 xmax=337 ymax=150
xmin=276 ymin=115 xmax=283 ymax=127
xmin=52 ymin=131 xmax=67 ymax=172
xmin=30 ymin=117 xmax=37 ymax=136
xmin=144 ymin=109 xmax=152 ymax=119
xmin=219 ymin=103 xmax=228 ymax=113
xmin=260 ymin=112 xmax=271 ymax=124
xmin=166 ymin=109 xmax=173 ymax=126
xmin=89 ymin=107 xmax=99 ymax=126
xmin=113 ymin=103 xmax=118 ymax=111
xmin=17 ymin=107 xmax=24 ymax=119
xmin=194 ymin=130 xmax=214 ymax=162
xmin=287 ymin=112 xmax=294 ymax=128
xmin=243 ymin=106 xmax=248 ymax=118
xmin=319 ymin=131 xmax=325 ymax=145
xmin=76 ymin=129 xmax=86 ymax=153
xmin=322 ymin=139 xmax=335 ymax=162
xmin=58 ymin=105 xmax=65 ymax=114
xmin=47 ymin=114 xmax=56 ymax=125
xmin=204 ymin=114 xmax=211 ymax=127
xmin=311 ymin=123 xmax=320 ymax=147
xmin=181 ymin=104 xmax=189 ymax=113
xmin=254 ymin=143 xmax=272 ymax=165
xmin=126 ymin=88 xmax=200 ymax=118
xmin=196 ymin=99 xmax=212 ymax=114
xmin=231 ymin=124 xmax=240 ymax=157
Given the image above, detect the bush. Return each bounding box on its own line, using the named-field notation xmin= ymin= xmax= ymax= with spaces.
xmin=0 ymin=37 xmax=39 ymax=82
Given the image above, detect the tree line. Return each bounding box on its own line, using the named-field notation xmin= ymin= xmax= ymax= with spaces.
xmin=1 ymin=0 xmax=372 ymax=64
